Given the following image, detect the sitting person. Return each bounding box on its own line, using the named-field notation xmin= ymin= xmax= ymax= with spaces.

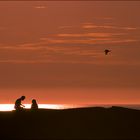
xmin=31 ymin=99 xmax=38 ymax=110
xmin=14 ymin=96 xmax=25 ymax=111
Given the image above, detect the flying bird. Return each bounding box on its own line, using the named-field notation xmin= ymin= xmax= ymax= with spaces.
xmin=104 ymin=49 xmax=111 ymax=55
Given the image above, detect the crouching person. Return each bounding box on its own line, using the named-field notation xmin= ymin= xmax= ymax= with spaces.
xmin=14 ymin=96 xmax=25 ymax=111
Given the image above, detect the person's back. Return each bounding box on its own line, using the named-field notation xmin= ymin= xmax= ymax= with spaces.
xmin=14 ymin=96 xmax=25 ymax=111
xmin=14 ymin=98 xmax=21 ymax=110
xmin=31 ymin=99 xmax=38 ymax=110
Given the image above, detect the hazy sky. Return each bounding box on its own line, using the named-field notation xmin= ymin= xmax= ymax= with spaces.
xmin=0 ymin=1 xmax=140 ymax=104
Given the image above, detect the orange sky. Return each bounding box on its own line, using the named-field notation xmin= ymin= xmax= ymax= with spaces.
xmin=0 ymin=1 xmax=140 ymax=104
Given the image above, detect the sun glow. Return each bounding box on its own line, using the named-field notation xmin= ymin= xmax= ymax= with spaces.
xmin=0 ymin=104 xmax=72 ymax=111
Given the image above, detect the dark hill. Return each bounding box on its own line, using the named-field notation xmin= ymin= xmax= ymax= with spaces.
xmin=0 ymin=106 xmax=140 ymax=140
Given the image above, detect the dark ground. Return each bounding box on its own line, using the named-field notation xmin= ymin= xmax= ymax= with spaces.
xmin=0 ymin=106 xmax=140 ymax=140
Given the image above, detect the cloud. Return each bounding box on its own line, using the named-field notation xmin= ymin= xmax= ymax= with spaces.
xmin=0 ymin=40 xmax=139 ymax=66
xmin=59 ymin=26 xmax=74 ymax=29
xmin=40 ymin=38 xmax=137 ymax=45
xmin=0 ymin=56 xmax=139 ymax=66
xmin=0 ymin=19 xmax=139 ymax=65
xmin=105 ymin=39 xmax=137 ymax=44
xmin=57 ymin=33 xmax=123 ymax=38
xmin=0 ymin=59 xmax=58 ymax=64
xmin=82 ymin=23 xmax=137 ymax=30
xmin=34 ymin=6 xmax=46 ymax=9
xmin=0 ymin=41 xmax=103 ymax=65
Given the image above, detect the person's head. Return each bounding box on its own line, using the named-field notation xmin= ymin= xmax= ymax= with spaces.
xmin=21 ymin=96 xmax=25 ymax=100
xmin=32 ymin=99 xmax=36 ymax=103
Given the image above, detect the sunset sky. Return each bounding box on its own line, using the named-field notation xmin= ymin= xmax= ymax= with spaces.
xmin=0 ymin=1 xmax=140 ymax=105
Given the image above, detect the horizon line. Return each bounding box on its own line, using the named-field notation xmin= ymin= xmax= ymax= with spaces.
xmin=0 ymin=103 xmax=140 ymax=111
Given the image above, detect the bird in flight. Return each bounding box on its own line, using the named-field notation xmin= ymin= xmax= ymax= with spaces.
xmin=104 ymin=49 xmax=111 ymax=55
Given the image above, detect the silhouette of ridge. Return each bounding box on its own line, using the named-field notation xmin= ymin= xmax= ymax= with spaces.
xmin=0 ymin=106 xmax=140 ymax=140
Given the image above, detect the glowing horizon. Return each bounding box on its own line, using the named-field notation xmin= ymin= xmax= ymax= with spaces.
xmin=1 ymin=103 xmax=140 ymax=111
xmin=0 ymin=104 xmax=75 ymax=111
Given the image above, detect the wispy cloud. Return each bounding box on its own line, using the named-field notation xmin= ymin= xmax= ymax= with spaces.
xmin=34 ymin=6 xmax=46 ymax=9
xmin=59 ymin=26 xmax=74 ymax=29
xmin=82 ymin=23 xmax=137 ymax=30
xmin=57 ymin=33 xmax=123 ymax=38
xmin=40 ymin=38 xmax=137 ymax=45
xmin=0 ymin=19 xmax=139 ymax=65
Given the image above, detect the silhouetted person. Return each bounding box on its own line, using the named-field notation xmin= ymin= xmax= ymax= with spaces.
xmin=14 ymin=96 xmax=25 ymax=111
xmin=31 ymin=99 xmax=38 ymax=110
xmin=104 ymin=49 xmax=111 ymax=55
